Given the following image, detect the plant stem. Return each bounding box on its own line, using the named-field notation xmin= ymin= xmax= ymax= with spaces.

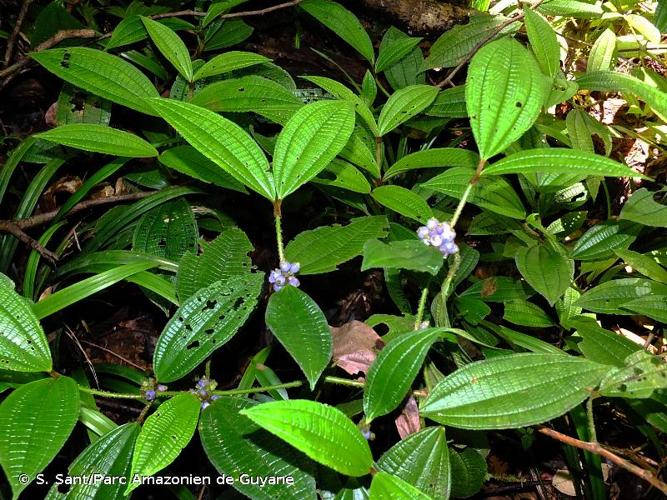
xmin=78 ymin=386 xmax=143 ymax=400
xmin=213 ymin=381 xmax=303 ymax=396
xmin=375 ymin=136 xmax=383 ymax=172
xmin=324 ymin=376 xmax=365 ymax=388
xmin=274 ymin=202 xmax=285 ymax=263
xmin=414 ymin=287 xmax=429 ymax=330
xmin=586 ymin=397 xmax=598 ymax=443
xmin=450 ymin=158 xmax=486 ymax=228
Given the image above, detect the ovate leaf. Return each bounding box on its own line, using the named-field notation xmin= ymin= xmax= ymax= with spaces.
xmin=619 ymin=188 xmax=667 ymax=228
xmin=449 ymin=448 xmax=487 ymax=498
xmin=371 ymin=185 xmax=432 ymax=223
xmin=273 ymin=100 xmax=355 ymax=199
xmin=524 ymin=9 xmax=560 ymax=78
xmin=193 ymin=51 xmax=270 ymax=81
xmin=422 ymin=354 xmax=607 ymax=429
xmin=384 ymin=148 xmax=479 ymax=180
xmin=49 ymin=423 xmax=139 ymax=500
xmin=600 ymin=350 xmax=667 ymax=399
xmin=376 ymin=35 xmax=422 ymax=73
xmin=515 ymin=243 xmax=573 ymax=305
xmin=369 ymin=471 xmax=432 ymax=499
xmin=362 ymin=240 xmax=444 ymax=275
xmin=466 ymin=38 xmax=545 ymax=160
xmin=31 ymin=48 xmax=159 ymax=115
xmin=154 ymin=273 xmax=263 ymax=382
xmin=133 ymin=199 xmax=198 ymax=260
xmin=150 ymin=98 xmax=275 ymax=200
xmin=285 ymin=216 xmax=389 ymax=275
xmin=300 ymin=0 xmax=375 ymax=64
xmin=0 ymin=377 xmax=79 ymax=498
xmin=378 ymin=427 xmax=451 ymax=499
xmin=0 ymin=278 xmax=52 ymax=372
xmin=200 ymin=396 xmax=316 ymax=500
xmin=240 ymin=399 xmax=373 ymax=477
xmin=504 ymin=300 xmax=554 ymax=328
xmin=483 ymin=148 xmax=640 ymax=178
xmin=126 ymin=394 xmax=200 ymax=494
xmin=35 ymin=124 xmax=157 ymax=158
xmin=364 ymin=328 xmax=444 ymax=421
xmin=575 ymin=278 xmax=667 ymax=315
xmin=265 ymin=286 xmax=332 ymax=389
xmin=378 ymin=85 xmax=439 ymax=135
xmin=587 ymin=29 xmax=616 ymax=72
xmin=313 ymin=159 xmax=371 ymax=193
xmin=571 ymin=222 xmax=639 ymax=261
xmin=142 ymin=17 xmax=193 ymax=81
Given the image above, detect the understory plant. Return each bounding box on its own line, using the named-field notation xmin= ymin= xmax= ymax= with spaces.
xmin=0 ymin=0 xmax=666 ymax=498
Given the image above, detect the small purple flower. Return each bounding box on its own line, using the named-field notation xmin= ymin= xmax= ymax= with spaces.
xmin=198 ymin=389 xmax=208 ymax=398
xmin=417 ymin=218 xmax=458 ymax=257
xmin=156 ymin=384 xmax=168 ymax=392
xmin=201 ymin=401 xmax=210 ymax=410
xmin=145 ymin=389 xmax=156 ymax=401
xmin=361 ymin=428 xmax=373 ymax=440
xmin=269 ymin=260 xmax=301 ymax=292
xmin=211 ymin=395 xmax=221 ymax=401
xmin=197 ymin=378 xmax=208 ymax=389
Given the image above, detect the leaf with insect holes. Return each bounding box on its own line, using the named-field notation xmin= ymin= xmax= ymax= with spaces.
xmin=265 ymin=286 xmax=332 ymax=389
xmin=0 ymin=277 xmax=52 ymax=372
xmin=240 ymin=399 xmax=373 ymax=476
xmin=0 ymin=377 xmax=79 ymax=498
xmin=142 ymin=17 xmax=193 ymax=81
xmin=154 ymin=273 xmax=264 ymax=382
xmin=273 ymin=100 xmax=355 ymax=199
xmin=150 ymin=98 xmax=275 ymax=200
xmin=466 ymin=38 xmax=546 ymax=160
xmin=35 ymin=124 xmax=157 ymax=158
xmin=378 ymin=85 xmax=439 ymax=135
xmin=421 ymin=353 xmax=608 ymax=429
xmin=31 ymin=48 xmax=159 ymax=115
xmin=126 ymin=394 xmax=200 ymax=494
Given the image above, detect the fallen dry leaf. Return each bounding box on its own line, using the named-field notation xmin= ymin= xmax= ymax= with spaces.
xmin=394 ymin=395 xmax=420 ymax=439
xmin=331 ymin=320 xmax=383 ymax=376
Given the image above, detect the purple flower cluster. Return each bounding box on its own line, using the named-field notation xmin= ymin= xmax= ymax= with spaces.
xmin=268 ymin=261 xmax=300 ymax=292
xmin=417 ymin=218 xmax=458 ymax=256
xmin=191 ymin=377 xmax=220 ymax=410
xmin=142 ymin=381 xmax=167 ymax=402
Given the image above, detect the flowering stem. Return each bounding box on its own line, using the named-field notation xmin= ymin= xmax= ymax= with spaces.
xmin=213 ymin=380 xmax=303 ymax=396
xmin=78 ymin=386 xmax=143 ymax=399
xmin=274 ymin=203 xmax=285 ymax=263
xmin=450 ymin=158 xmax=486 ymax=229
xmin=324 ymin=376 xmax=365 ymax=388
xmin=414 ymin=287 xmax=429 ymax=330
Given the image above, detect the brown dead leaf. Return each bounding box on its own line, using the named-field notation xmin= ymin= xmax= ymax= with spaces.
xmin=331 ymin=320 xmax=383 ymax=376
xmin=395 ymin=395 xmax=420 ymax=439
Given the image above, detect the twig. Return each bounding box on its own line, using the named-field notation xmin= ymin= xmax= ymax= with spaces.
xmin=3 ymin=0 xmax=35 ymax=67
xmin=79 ymin=339 xmax=148 ymax=372
xmin=537 ymin=426 xmax=667 ymax=495
xmin=151 ymin=0 xmax=303 ymax=20
xmin=0 ymin=220 xmax=58 ymax=263
xmin=436 ymin=0 xmax=547 ymax=88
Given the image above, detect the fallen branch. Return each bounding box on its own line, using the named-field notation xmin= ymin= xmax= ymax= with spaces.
xmin=3 ymin=0 xmax=35 ymax=68
xmin=537 ymin=426 xmax=667 ymax=495
xmin=0 ymin=220 xmax=58 ymax=263
xmin=151 ymin=0 xmax=303 ymax=20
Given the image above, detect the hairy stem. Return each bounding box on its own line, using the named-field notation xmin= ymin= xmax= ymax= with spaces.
xmin=414 ymin=287 xmax=429 ymax=330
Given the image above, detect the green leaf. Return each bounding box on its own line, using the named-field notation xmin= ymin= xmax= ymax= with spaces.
xmin=421 ymin=353 xmax=607 ymax=429
xmin=340 ymin=127 xmax=380 ymax=178
xmin=504 ymin=300 xmax=554 ymax=328
xmin=524 ymin=9 xmax=560 ymax=78
xmin=364 ymin=328 xmax=444 ymax=422
xmin=133 ymin=199 xmax=198 ymax=260
xmin=426 ymin=86 xmax=467 ymax=118
xmin=192 ymin=76 xmax=303 ymax=125
xmin=265 ymin=286 xmax=332 ymax=389
xmin=378 ymin=427 xmax=450 ymax=499
xmin=538 ymin=0 xmax=603 ymax=17
xmin=572 ymin=318 xmax=640 ymax=367
xmin=361 ymin=240 xmax=444 ymax=275
xmin=200 ymin=396 xmax=316 ymax=500
xmin=575 ymin=278 xmax=667 ymax=315
xmin=619 ymin=188 xmax=667 ymax=228
xmin=126 ymin=394 xmax=200 ymax=494
xmin=154 ymin=273 xmax=263 ymax=382
xmin=466 ymin=38 xmax=546 ymax=160
xmin=378 ymin=85 xmax=439 ymax=136
xmin=240 ymin=399 xmax=373 ymax=477
xmin=0 ymin=377 xmax=80 ymax=498
xmin=300 ymin=0 xmax=374 ymax=64
xmin=484 ymin=148 xmax=640 ymax=178
xmin=384 ymin=148 xmax=479 ymax=180
xmin=515 ymin=243 xmax=573 ymax=305
xmin=600 ymin=350 xmax=667 ymax=399
xmin=371 ymin=185 xmax=432 ymax=223
xmin=587 ymin=29 xmax=616 ymax=72
xmin=424 ymin=14 xmax=518 ymax=70
xmin=34 ymin=124 xmax=157 ymax=158
xmin=449 ymin=448 xmax=487 ymax=498
xmin=0 ymin=278 xmax=52 ymax=372
xmin=31 ymin=48 xmax=159 ymax=115
xmin=369 ymin=471 xmax=433 ymax=499
xmin=273 ymin=100 xmax=355 ymax=199
xmin=194 ymin=50 xmax=269 ymax=80
xmin=571 ymin=222 xmax=639 ymax=261
xmin=625 ymin=14 xmax=661 ymax=44
xmin=614 ymin=249 xmax=667 ymax=284
xmin=142 ymin=17 xmax=193 ymax=81
xmin=422 ymin=167 xmax=526 ymax=219
xmin=32 ymin=262 xmax=157 ymax=319
xmin=376 ymin=35 xmax=422 ymax=73
xmin=285 ymin=216 xmax=389 ymax=275
xmin=150 ymin=98 xmax=275 ymax=200
xmin=313 ymin=159 xmax=371 ymax=193
xmin=159 ymin=145 xmax=247 ymax=193
xmin=49 ymin=423 xmax=139 ymax=500
xmin=460 ymin=276 xmax=529 ymax=303
xmin=576 ymin=71 xmax=667 ymax=119
xmin=622 ymin=295 xmax=667 ymax=323
xmin=382 ymin=27 xmax=426 ymax=90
